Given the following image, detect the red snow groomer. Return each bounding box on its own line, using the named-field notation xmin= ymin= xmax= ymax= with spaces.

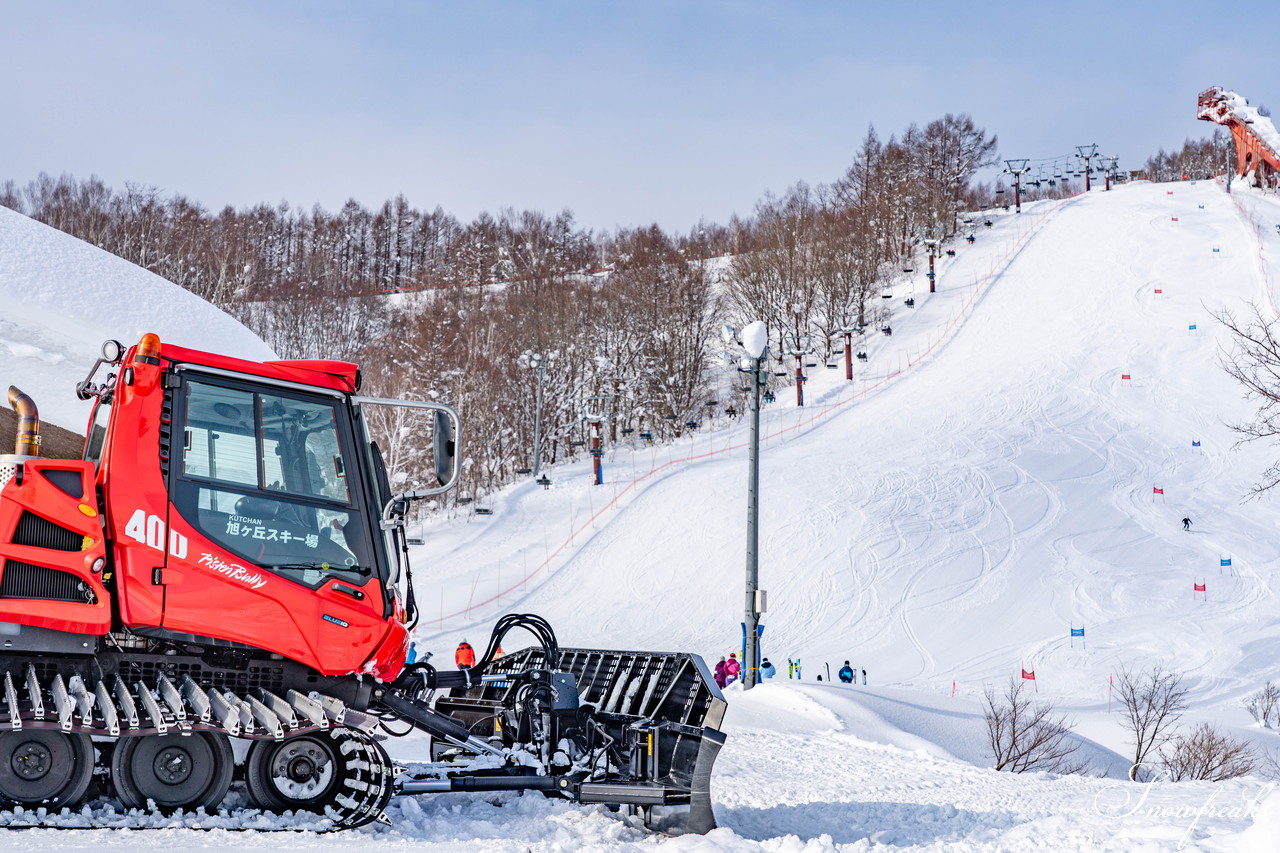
xmin=0 ymin=334 xmax=725 ymax=831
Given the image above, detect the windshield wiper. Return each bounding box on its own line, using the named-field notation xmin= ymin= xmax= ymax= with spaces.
xmin=270 ymin=562 xmax=373 ymax=576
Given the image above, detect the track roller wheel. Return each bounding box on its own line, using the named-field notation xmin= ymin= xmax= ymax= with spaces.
xmin=111 ymin=732 xmax=234 ymax=812
xmin=246 ymin=727 xmax=394 ymax=828
xmin=0 ymin=730 xmax=94 ymax=809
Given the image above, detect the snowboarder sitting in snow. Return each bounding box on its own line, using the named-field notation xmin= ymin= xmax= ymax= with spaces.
xmin=713 ymin=656 xmax=727 ymax=689
xmin=724 ymin=653 xmax=741 ymax=684
xmin=838 ymin=661 xmax=855 ymax=684
xmin=761 ymin=658 xmax=776 ymax=679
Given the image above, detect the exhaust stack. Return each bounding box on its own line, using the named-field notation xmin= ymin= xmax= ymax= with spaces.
xmin=7 ymin=386 xmax=40 ymax=457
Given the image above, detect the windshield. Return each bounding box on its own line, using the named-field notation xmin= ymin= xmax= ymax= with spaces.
xmin=172 ymin=378 xmax=374 ymax=587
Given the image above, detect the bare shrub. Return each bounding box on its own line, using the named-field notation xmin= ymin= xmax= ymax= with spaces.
xmin=983 ymin=677 xmax=1086 ymax=774
xmin=1244 ymin=681 xmax=1280 ymax=728
xmin=1160 ymin=723 xmax=1256 ymax=781
xmin=1114 ymin=663 xmax=1190 ymax=781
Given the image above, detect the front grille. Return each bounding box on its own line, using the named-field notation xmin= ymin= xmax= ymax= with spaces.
xmin=0 ymin=560 xmax=96 ymax=603
xmin=12 ymin=511 xmax=84 ymax=552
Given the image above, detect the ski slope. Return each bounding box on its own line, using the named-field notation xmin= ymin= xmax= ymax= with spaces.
xmin=407 ymin=179 xmax=1280 ymax=849
xmin=418 ymin=180 xmax=1279 ymax=701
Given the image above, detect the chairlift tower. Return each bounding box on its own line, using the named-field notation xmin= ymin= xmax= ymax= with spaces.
xmin=578 ymin=395 xmax=615 ymax=486
xmin=1101 ymin=155 xmax=1119 ymax=190
xmin=1076 ymin=143 xmax=1098 ymax=191
xmin=923 ymin=234 xmax=939 ymax=293
xmin=1004 ymin=159 xmax=1030 ymax=213
xmin=833 ymin=328 xmax=856 ymax=380
xmin=787 ymin=346 xmax=812 ymax=407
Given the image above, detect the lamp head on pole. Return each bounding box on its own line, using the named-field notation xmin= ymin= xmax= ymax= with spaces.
xmin=741 ymin=320 xmax=769 ymax=360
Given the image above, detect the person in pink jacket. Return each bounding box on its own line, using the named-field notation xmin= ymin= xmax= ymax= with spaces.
xmin=724 ymin=653 xmax=741 ymax=684
xmin=713 ymin=657 xmax=728 ymax=689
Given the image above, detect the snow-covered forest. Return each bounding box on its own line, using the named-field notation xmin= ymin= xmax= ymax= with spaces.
xmin=2 ymin=115 xmax=1003 ymax=500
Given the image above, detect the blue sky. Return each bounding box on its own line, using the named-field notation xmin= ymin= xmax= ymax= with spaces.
xmin=3 ymin=1 xmax=1276 ymax=232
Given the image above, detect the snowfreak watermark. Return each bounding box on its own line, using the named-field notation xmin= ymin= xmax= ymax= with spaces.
xmin=1093 ymin=766 xmax=1274 ymax=849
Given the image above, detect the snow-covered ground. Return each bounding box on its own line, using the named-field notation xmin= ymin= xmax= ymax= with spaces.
xmin=5 ymin=180 xmax=1280 ymax=849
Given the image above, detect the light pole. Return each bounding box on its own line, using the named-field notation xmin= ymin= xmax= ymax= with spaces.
xmin=522 ymin=351 xmax=551 ymax=479
xmin=738 ymin=321 xmax=769 ymax=689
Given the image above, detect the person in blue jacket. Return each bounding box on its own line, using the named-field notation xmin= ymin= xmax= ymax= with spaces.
xmin=760 ymin=658 xmax=777 ymax=679
xmin=838 ymin=661 xmax=855 ymax=684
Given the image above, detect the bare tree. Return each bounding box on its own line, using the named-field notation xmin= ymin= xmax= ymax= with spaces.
xmin=1160 ymin=723 xmax=1256 ymax=781
xmin=982 ymin=677 xmax=1085 ymax=774
xmin=1244 ymin=681 xmax=1280 ymax=728
xmin=1114 ymin=663 xmax=1190 ymax=780
xmin=1218 ymin=304 xmax=1280 ymax=493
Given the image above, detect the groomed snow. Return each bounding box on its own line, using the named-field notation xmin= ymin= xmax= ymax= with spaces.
xmin=0 ymin=205 xmax=274 ymax=431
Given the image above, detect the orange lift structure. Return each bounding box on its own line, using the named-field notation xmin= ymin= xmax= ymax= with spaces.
xmin=1198 ymin=86 xmax=1280 ymax=188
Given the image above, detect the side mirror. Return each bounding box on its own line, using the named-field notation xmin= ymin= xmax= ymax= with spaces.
xmin=434 ymin=409 xmax=457 ymax=487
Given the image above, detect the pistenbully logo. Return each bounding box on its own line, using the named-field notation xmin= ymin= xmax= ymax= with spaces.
xmin=197 ymin=553 xmax=268 ymax=590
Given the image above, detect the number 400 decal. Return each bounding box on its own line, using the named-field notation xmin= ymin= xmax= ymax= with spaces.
xmin=124 ymin=509 xmax=188 ymax=558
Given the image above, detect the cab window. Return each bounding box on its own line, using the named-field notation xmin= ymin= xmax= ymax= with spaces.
xmin=173 ymin=378 xmax=372 ymax=587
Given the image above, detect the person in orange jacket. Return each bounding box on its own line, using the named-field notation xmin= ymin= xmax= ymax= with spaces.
xmin=455 ymin=640 xmax=476 ymax=669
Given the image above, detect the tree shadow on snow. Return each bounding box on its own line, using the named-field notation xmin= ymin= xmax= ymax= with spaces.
xmin=719 ymin=800 xmax=1019 ymax=845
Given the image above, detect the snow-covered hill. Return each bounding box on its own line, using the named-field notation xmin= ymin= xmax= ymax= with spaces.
xmin=0 ymin=205 xmax=273 ymax=431
xmin=409 ymin=179 xmax=1280 ymax=850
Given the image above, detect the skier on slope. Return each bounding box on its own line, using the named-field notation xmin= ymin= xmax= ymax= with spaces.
xmin=1182 ymin=516 xmax=1192 ymax=531
xmin=760 ymin=658 xmax=777 ymax=679
xmin=455 ymin=640 xmax=476 ymax=669
xmin=838 ymin=661 xmax=855 ymax=684
xmin=713 ymin=657 xmax=727 ymax=689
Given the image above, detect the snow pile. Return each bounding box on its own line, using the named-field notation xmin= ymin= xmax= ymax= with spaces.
xmin=0 ymin=205 xmax=273 ymax=430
